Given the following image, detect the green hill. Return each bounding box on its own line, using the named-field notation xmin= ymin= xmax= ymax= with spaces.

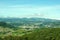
xmin=0 ymin=28 xmax=60 ymax=40
xmin=0 ymin=18 xmax=60 ymax=40
xmin=23 ymin=28 xmax=60 ymax=40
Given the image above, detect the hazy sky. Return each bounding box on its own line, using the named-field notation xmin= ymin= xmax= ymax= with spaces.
xmin=0 ymin=0 xmax=60 ymax=19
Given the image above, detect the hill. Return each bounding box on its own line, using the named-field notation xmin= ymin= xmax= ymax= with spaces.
xmin=0 ymin=18 xmax=60 ymax=28
xmin=0 ymin=28 xmax=60 ymax=40
xmin=23 ymin=28 xmax=60 ymax=40
xmin=0 ymin=18 xmax=60 ymax=40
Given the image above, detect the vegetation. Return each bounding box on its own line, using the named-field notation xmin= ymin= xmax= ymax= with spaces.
xmin=0 ymin=18 xmax=60 ymax=40
xmin=23 ymin=28 xmax=60 ymax=40
xmin=0 ymin=28 xmax=60 ymax=40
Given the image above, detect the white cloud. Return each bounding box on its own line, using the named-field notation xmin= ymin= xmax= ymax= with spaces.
xmin=0 ymin=5 xmax=60 ymax=19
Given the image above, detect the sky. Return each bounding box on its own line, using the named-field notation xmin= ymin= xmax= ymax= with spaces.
xmin=0 ymin=0 xmax=60 ymax=19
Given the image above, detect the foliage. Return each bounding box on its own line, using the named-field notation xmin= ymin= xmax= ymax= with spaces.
xmin=0 ymin=28 xmax=60 ymax=40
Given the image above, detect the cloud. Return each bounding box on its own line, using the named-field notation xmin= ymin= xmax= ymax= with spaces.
xmin=0 ymin=5 xmax=60 ymax=19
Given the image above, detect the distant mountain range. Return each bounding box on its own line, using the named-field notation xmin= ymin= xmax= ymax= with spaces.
xmin=0 ymin=18 xmax=60 ymax=28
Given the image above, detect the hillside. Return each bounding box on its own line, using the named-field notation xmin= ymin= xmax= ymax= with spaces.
xmin=0 ymin=18 xmax=60 ymax=28
xmin=0 ymin=28 xmax=60 ymax=40
xmin=0 ymin=18 xmax=60 ymax=40
xmin=23 ymin=28 xmax=60 ymax=40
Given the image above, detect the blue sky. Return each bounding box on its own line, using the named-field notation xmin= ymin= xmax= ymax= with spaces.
xmin=0 ymin=0 xmax=60 ymax=19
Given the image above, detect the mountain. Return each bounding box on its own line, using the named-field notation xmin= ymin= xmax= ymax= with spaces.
xmin=0 ymin=18 xmax=60 ymax=28
xmin=0 ymin=18 xmax=60 ymax=40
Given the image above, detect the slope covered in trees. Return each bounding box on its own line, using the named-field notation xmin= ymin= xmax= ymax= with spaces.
xmin=0 ymin=28 xmax=60 ymax=40
xmin=0 ymin=18 xmax=60 ymax=40
xmin=23 ymin=28 xmax=60 ymax=40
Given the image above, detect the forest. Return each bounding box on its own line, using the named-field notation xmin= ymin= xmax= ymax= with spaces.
xmin=0 ymin=18 xmax=60 ymax=40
